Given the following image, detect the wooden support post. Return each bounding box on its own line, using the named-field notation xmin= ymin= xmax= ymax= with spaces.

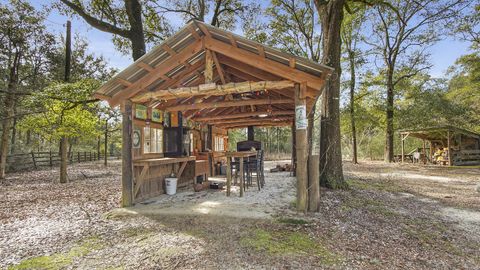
xmin=239 ymin=156 xmax=244 ymax=197
xmin=401 ymin=134 xmax=405 ymax=163
xmin=422 ymin=139 xmax=426 ymax=164
xmin=121 ymin=100 xmax=134 ymax=207
xmin=447 ymin=130 xmax=452 ymax=166
xmin=308 ymin=155 xmax=320 ymax=212
xmin=226 ymin=157 xmax=232 ymax=196
xmin=291 ymin=122 xmax=296 ymax=177
xmin=205 ymin=49 xmax=213 ymax=83
xmin=294 ymin=83 xmax=308 ymax=212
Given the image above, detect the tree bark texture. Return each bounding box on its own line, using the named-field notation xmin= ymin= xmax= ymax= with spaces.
xmin=315 ymin=0 xmax=347 ymax=189
xmin=385 ymin=70 xmax=394 ymax=162
xmin=104 ymin=120 xmax=108 ymax=166
xmin=0 ymin=51 xmax=20 ymax=179
xmin=295 ymin=83 xmax=308 ymax=212
xmin=349 ymin=51 xmax=358 ymax=164
xmin=121 ymin=101 xmax=134 ymax=207
xmin=59 ymin=137 xmax=68 ymax=183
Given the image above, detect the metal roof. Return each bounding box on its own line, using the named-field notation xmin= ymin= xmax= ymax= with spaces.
xmin=95 ymin=20 xmax=333 ymax=100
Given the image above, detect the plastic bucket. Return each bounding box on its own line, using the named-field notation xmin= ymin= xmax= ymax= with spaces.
xmin=165 ymin=177 xmax=178 ymax=195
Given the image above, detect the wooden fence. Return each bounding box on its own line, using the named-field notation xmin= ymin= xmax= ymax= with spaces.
xmin=452 ymin=149 xmax=480 ymax=166
xmin=5 ymin=151 xmax=119 ymax=173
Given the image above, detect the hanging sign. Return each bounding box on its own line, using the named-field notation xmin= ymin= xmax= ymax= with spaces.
xmin=133 ymin=128 xmax=141 ymax=148
xmin=152 ymin=109 xmax=163 ymax=123
xmin=135 ymin=104 xmax=147 ymax=119
xmin=295 ymin=105 xmax=307 ymax=130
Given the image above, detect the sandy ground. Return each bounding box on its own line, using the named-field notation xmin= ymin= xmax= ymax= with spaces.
xmin=1 ymin=160 xmax=479 ymax=269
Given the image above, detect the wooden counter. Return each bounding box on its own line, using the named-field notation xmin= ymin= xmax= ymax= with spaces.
xmin=133 ymin=156 xmax=202 ymax=203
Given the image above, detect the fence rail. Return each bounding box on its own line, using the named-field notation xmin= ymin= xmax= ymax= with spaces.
xmin=5 ymin=151 xmax=119 ymax=173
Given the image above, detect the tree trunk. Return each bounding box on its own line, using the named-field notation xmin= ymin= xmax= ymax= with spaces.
xmin=291 ymin=122 xmax=296 ymax=177
xmin=385 ymin=69 xmax=394 ymax=163
xmin=122 ymin=100 xmax=134 ymax=206
xmin=59 ymin=136 xmax=68 ymax=183
xmin=125 ymin=0 xmax=146 ymax=60
xmin=104 ymin=121 xmax=108 ymax=166
xmin=0 ymin=51 xmax=21 ymax=179
xmin=10 ymin=104 xmax=17 ymax=154
xmin=315 ymin=0 xmax=347 ymax=189
xmin=349 ymin=52 xmax=358 ymax=164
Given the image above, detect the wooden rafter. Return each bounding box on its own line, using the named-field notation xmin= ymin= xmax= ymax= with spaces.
xmin=131 ymin=80 xmax=295 ymax=103
xmin=188 ymin=25 xmax=201 ymax=40
xmin=109 ymin=40 xmax=203 ymax=106
xmin=212 ymin=51 xmax=226 ymax=84
xmin=210 ymin=116 xmax=292 ymax=125
xmin=193 ymin=110 xmax=294 ymax=122
xmin=161 ymin=98 xmax=291 ymax=112
xmin=137 ymin=62 xmax=154 ymax=72
xmin=204 ymin=37 xmax=325 ymax=90
xmin=205 ymin=49 xmax=214 ymax=83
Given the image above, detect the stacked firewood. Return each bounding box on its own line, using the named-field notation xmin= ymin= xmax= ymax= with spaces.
xmin=270 ymin=164 xmax=294 ymax=172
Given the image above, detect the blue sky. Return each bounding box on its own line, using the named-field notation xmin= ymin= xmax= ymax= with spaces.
xmin=29 ymin=0 xmax=472 ymax=78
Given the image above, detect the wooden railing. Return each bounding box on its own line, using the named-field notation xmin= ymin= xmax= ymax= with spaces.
xmin=5 ymin=151 xmax=119 ymax=173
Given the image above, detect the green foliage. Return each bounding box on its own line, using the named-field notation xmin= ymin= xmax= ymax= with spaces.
xmin=240 ymin=229 xmax=341 ymax=264
xmin=19 ymin=80 xmax=101 ymax=141
xmin=9 ymin=236 xmax=103 ymax=270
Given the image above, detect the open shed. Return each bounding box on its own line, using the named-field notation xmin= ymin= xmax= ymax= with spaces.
xmin=399 ymin=125 xmax=480 ymax=166
xmin=93 ymin=20 xmax=332 ymax=208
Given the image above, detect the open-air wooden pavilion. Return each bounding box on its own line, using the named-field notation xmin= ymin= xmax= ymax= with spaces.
xmin=399 ymin=125 xmax=480 ymax=166
xmin=93 ymin=20 xmax=332 ymax=208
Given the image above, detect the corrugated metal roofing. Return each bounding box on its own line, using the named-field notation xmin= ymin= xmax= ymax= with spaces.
xmin=95 ymin=20 xmax=333 ymax=100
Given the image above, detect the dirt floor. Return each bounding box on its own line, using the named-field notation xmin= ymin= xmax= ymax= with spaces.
xmin=1 ymin=160 xmax=479 ymax=269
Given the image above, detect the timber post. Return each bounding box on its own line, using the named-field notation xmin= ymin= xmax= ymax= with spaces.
xmin=401 ymin=133 xmax=405 ymax=163
xmin=121 ymin=100 xmax=134 ymax=207
xmin=294 ymin=82 xmax=308 ymax=212
xmin=308 ymin=155 xmax=320 ymax=212
xmin=447 ymin=130 xmax=452 ymax=166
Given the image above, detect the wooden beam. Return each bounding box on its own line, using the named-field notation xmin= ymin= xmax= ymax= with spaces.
xmin=137 ymin=62 xmax=154 ymax=72
xmin=188 ymin=25 xmax=201 ymax=40
xmin=257 ymin=45 xmax=265 ymax=57
xmin=131 ymin=80 xmax=295 ymax=102
xmin=210 ymin=116 xmax=292 ymax=126
xmin=154 ymin=59 xmax=205 ymax=91
xmin=228 ymin=33 xmax=238 ymax=47
xmin=205 ymin=49 xmax=214 ymax=83
xmin=109 ymin=40 xmax=203 ymax=106
xmin=162 ymin=44 xmax=176 ymax=56
xmin=162 ymin=98 xmax=291 ymax=112
xmin=193 ymin=110 xmax=294 ymax=122
xmin=197 ymin=23 xmax=211 ymax=38
xmin=219 ymin=121 xmax=292 ymax=129
xmin=117 ymin=78 xmax=132 ymax=87
xmin=295 ymin=82 xmax=308 ymax=212
xmin=289 ymin=58 xmax=296 ymax=68
xmin=212 ymin=51 xmax=226 ymax=84
xmin=205 ymin=37 xmax=325 ymax=90
xmin=121 ymin=100 xmax=134 ymax=207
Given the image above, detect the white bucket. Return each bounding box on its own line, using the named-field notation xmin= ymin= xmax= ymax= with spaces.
xmin=165 ymin=177 xmax=178 ymax=195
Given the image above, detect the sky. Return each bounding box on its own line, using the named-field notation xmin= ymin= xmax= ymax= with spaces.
xmin=29 ymin=0 xmax=473 ymax=78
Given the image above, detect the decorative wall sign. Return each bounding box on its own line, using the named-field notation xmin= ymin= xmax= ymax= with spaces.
xmin=163 ymin=111 xmax=170 ymax=127
xmin=133 ymin=128 xmax=141 ymax=148
xmin=152 ymin=109 xmax=163 ymax=123
xmin=135 ymin=104 xmax=147 ymax=119
xmin=295 ymin=105 xmax=307 ymax=130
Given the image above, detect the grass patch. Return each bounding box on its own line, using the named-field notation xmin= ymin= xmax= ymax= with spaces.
xmin=401 ymin=218 xmax=464 ymax=256
xmin=9 ymin=236 xmax=104 ymax=270
xmin=121 ymin=227 xmax=157 ymax=238
xmin=240 ymin=229 xmax=341 ymax=264
xmin=341 ymin=197 xmax=399 ymax=217
xmin=277 ymin=218 xmax=309 ymax=225
xmin=348 ymin=179 xmax=405 ymax=193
